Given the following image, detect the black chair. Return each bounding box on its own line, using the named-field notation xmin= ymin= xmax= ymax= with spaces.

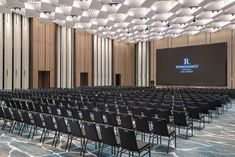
xmin=119 ymin=114 xmax=134 ymax=129
xmin=67 ymin=119 xmax=85 ymax=153
xmin=187 ymin=106 xmax=205 ymax=129
xmin=83 ymin=122 xmax=102 ymax=156
xmin=157 ymin=109 xmax=172 ymax=124
xmin=134 ymin=115 xmax=152 ymax=142
xmin=152 ymin=118 xmax=176 ymax=153
xmin=118 ymin=128 xmax=151 ymax=157
xmin=100 ymin=124 xmax=120 ymax=156
xmin=173 ymin=110 xmax=193 ymax=139
xmin=31 ymin=112 xmax=44 ymax=140
xmin=105 ymin=112 xmax=120 ymax=127
xmin=54 ymin=117 xmax=70 ymax=149
xmin=93 ymin=110 xmax=105 ymax=124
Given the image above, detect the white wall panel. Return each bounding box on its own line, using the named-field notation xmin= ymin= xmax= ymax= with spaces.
xmin=4 ymin=14 xmax=12 ymax=89
xmin=108 ymin=39 xmax=112 ymax=85
xmin=66 ymin=28 xmax=72 ymax=88
xmin=22 ymin=17 xmax=29 ymax=89
xmin=101 ymin=38 xmax=105 ymax=85
xmin=142 ymin=42 xmax=146 ymax=86
xmin=56 ymin=26 xmax=61 ymax=88
xmin=137 ymin=42 xmax=142 ymax=86
xmin=97 ymin=37 xmax=101 ymax=86
xmin=71 ymin=29 xmax=74 ymax=88
xmin=93 ymin=35 xmax=98 ymax=86
xmin=105 ymin=38 xmax=109 ymax=85
xmin=13 ymin=14 xmax=21 ymax=89
xmin=146 ymin=42 xmax=149 ymax=86
xmin=136 ymin=42 xmax=150 ymax=87
xmin=0 ymin=13 xmax=3 ymax=89
xmin=61 ymin=27 xmax=67 ymax=88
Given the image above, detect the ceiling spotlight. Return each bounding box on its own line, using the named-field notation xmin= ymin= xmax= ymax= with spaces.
xmin=43 ymin=11 xmax=51 ymax=15
xmin=12 ymin=7 xmax=21 ymax=11
xmin=167 ymin=23 xmax=170 ymax=27
xmin=193 ymin=15 xmax=196 ymax=22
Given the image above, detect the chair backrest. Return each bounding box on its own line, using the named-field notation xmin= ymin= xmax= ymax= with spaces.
xmin=42 ymin=105 xmax=49 ymax=114
xmin=21 ymin=111 xmax=31 ymax=124
xmin=68 ymin=119 xmax=83 ymax=137
xmin=0 ymin=106 xmax=6 ymax=118
xmin=93 ymin=110 xmax=104 ymax=124
xmin=71 ymin=108 xmax=81 ymax=120
xmin=173 ymin=111 xmax=187 ymax=126
xmin=43 ymin=115 xmax=56 ymax=131
xmin=50 ymin=105 xmax=59 ymax=115
xmin=106 ymin=112 xmax=118 ymax=126
xmin=187 ymin=106 xmax=200 ymax=119
xmin=83 ymin=122 xmax=100 ymax=142
xmin=118 ymin=128 xmax=138 ymax=151
xmin=100 ymin=125 xmax=118 ymax=146
xmin=157 ymin=109 xmax=171 ymax=123
xmin=32 ymin=113 xmax=44 ymax=127
xmin=152 ymin=118 xmax=168 ymax=136
xmin=120 ymin=114 xmax=134 ymax=129
xmin=55 ymin=117 xmax=68 ymax=134
xmin=81 ymin=109 xmax=92 ymax=122
xmin=134 ymin=115 xmax=150 ymax=133
xmin=60 ymin=107 xmax=69 ymax=117
xmin=12 ymin=109 xmax=22 ymax=122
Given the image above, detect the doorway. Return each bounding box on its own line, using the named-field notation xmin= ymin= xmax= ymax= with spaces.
xmin=38 ymin=71 xmax=50 ymax=88
xmin=115 ymin=74 xmax=121 ymax=86
xmin=80 ymin=72 xmax=88 ymax=86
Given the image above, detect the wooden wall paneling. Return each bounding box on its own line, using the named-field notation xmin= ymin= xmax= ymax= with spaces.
xmin=45 ymin=24 xmax=50 ymax=71
xmin=188 ymin=32 xmax=207 ymax=46
xmin=60 ymin=27 xmax=67 ymax=88
xmin=13 ymin=14 xmax=22 ymax=89
xmin=150 ymin=40 xmax=155 ymax=83
xmin=49 ymin=24 xmax=56 ymax=88
xmin=108 ymin=39 xmax=112 ymax=85
xmin=93 ymin=34 xmax=97 ymax=86
xmin=142 ymin=42 xmax=146 ymax=86
xmin=56 ymin=26 xmax=61 ymax=88
xmin=32 ymin=19 xmax=39 ymax=88
xmin=0 ymin=13 xmax=3 ymax=89
xmin=87 ymin=34 xmax=93 ymax=86
xmin=4 ymin=14 xmax=13 ymax=89
xmin=146 ymin=42 xmax=150 ymax=86
xmin=171 ymin=36 xmax=188 ymax=48
xmin=232 ymin=30 xmax=235 ymax=88
xmin=38 ymin=22 xmax=46 ymax=71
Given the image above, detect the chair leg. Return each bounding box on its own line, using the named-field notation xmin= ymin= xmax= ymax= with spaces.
xmin=167 ymin=137 xmax=170 ymax=154
xmin=31 ymin=126 xmax=37 ymax=140
xmin=52 ymin=131 xmax=58 ymax=147
xmin=83 ymin=139 xmax=88 ymax=157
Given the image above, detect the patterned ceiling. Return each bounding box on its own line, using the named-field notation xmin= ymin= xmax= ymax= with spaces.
xmin=1 ymin=0 xmax=235 ymax=43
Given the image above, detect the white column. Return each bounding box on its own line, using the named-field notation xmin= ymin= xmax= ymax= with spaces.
xmin=142 ymin=42 xmax=146 ymax=86
xmin=71 ymin=29 xmax=74 ymax=88
xmin=4 ymin=13 xmax=13 ymax=89
xmin=105 ymin=38 xmax=109 ymax=86
xmin=56 ymin=26 xmax=61 ymax=88
xmin=97 ymin=37 xmax=101 ymax=86
xmin=13 ymin=14 xmax=22 ymax=89
xmin=108 ymin=39 xmax=112 ymax=85
xmin=0 ymin=13 xmax=3 ymax=89
xmin=146 ymin=42 xmax=150 ymax=86
xmin=61 ymin=27 xmax=67 ymax=88
xmin=66 ymin=28 xmax=72 ymax=88
xmin=137 ymin=42 xmax=142 ymax=86
xmin=101 ymin=38 xmax=105 ymax=86
xmin=93 ymin=35 xmax=98 ymax=86
xmin=22 ymin=17 xmax=29 ymax=89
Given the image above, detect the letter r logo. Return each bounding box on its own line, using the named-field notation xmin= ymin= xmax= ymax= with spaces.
xmin=184 ymin=58 xmax=190 ymax=65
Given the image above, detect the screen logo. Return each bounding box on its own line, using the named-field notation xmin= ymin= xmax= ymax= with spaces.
xmin=176 ymin=58 xmax=199 ymax=73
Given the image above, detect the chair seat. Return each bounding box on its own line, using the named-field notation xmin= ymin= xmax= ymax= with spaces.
xmin=136 ymin=140 xmax=150 ymax=152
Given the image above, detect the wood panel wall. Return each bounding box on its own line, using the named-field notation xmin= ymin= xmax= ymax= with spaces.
xmin=113 ymin=40 xmax=135 ymax=86
xmin=75 ymin=32 xmax=93 ymax=87
xmin=31 ymin=18 xmax=56 ymax=88
xmin=150 ymin=30 xmax=235 ymax=88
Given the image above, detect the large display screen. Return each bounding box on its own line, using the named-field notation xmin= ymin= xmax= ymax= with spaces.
xmin=156 ymin=43 xmax=227 ymax=86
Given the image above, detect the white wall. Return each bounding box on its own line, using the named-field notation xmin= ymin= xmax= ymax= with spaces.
xmin=136 ymin=41 xmax=150 ymax=86
xmin=22 ymin=17 xmax=29 ymax=89
xmin=93 ymin=35 xmax=113 ymax=86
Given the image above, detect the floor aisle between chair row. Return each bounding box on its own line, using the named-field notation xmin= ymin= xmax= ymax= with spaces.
xmin=0 ymin=103 xmax=235 ymax=157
